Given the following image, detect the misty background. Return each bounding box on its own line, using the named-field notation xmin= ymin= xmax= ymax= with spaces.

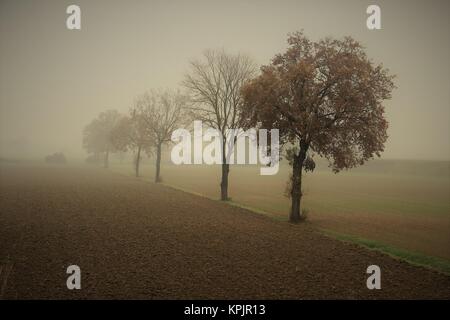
xmin=1 ymin=0 xmax=449 ymax=161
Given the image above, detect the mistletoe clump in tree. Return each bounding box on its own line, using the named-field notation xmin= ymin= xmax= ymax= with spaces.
xmin=241 ymin=32 xmax=395 ymax=222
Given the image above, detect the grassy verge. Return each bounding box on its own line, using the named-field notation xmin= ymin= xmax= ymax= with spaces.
xmin=321 ymin=229 xmax=450 ymax=275
xmin=108 ymin=166 xmax=450 ymax=275
xmin=226 ymin=200 xmax=287 ymax=222
xmin=160 ymin=182 xmax=287 ymax=222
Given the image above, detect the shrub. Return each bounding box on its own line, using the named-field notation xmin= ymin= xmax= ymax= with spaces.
xmin=45 ymin=152 xmax=67 ymax=164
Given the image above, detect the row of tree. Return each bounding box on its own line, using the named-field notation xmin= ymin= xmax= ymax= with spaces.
xmin=83 ymin=90 xmax=185 ymax=182
xmin=83 ymin=31 xmax=395 ymax=222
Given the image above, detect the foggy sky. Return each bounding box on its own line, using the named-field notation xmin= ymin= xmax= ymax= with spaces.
xmin=1 ymin=0 xmax=449 ymax=160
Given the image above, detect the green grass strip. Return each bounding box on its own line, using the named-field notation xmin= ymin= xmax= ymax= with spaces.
xmin=321 ymin=229 xmax=450 ymax=276
xmin=161 ymin=182 xmax=286 ymax=222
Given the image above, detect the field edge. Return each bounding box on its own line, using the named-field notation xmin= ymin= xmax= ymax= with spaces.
xmin=108 ymin=166 xmax=450 ymax=277
xmin=164 ymin=181 xmax=450 ymax=277
xmin=321 ymin=229 xmax=450 ymax=276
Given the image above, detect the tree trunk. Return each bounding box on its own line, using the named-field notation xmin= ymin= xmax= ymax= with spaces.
xmin=220 ymin=163 xmax=230 ymax=201
xmin=289 ymin=147 xmax=307 ymax=223
xmin=220 ymin=138 xmax=230 ymax=201
xmin=135 ymin=145 xmax=141 ymax=177
xmin=104 ymin=150 xmax=109 ymax=168
xmin=155 ymin=143 xmax=162 ymax=183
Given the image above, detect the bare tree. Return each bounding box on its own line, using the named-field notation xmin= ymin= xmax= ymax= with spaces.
xmin=111 ymin=107 xmax=153 ymax=177
xmin=83 ymin=109 xmax=122 ymax=168
xmin=183 ymin=49 xmax=256 ymax=200
xmin=136 ymin=90 xmax=186 ymax=182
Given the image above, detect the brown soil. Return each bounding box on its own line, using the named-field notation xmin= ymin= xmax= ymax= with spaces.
xmin=1 ymin=165 xmax=449 ymax=299
xmin=311 ymin=211 xmax=450 ymax=261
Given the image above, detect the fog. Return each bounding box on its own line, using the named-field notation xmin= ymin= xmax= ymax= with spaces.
xmin=1 ymin=0 xmax=449 ymax=161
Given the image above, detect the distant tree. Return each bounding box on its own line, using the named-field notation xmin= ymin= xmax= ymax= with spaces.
xmin=136 ymin=90 xmax=186 ymax=183
xmin=45 ymin=152 xmax=67 ymax=164
xmin=241 ymin=32 xmax=395 ymax=222
xmin=111 ymin=108 xmax=153 ymax=177
xmin=85 ymin=153 xmax=100 ymax=165
xmin=115 ymin=151 xmax=127 ymax=164
xmin=183 ymin=49 xmax=256 ymax=200
xmin=83 ymin=110 xmax=122 ymax=168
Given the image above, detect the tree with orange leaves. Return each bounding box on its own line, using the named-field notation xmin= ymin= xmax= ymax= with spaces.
xmin=241 ymin=32 xmax=395 ymax=222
